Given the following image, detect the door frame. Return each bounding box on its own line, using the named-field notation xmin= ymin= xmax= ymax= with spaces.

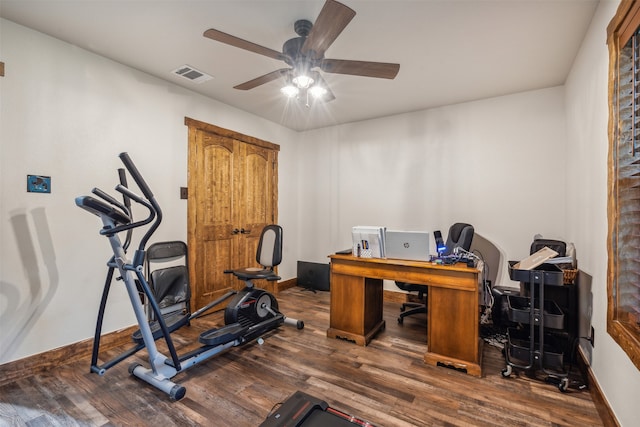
xmin=184 ymin=117 xmax=280 ymax=310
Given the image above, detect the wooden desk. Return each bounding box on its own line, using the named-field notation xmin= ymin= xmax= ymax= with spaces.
xmin=327 ymin=254 xmax=482 ymax=377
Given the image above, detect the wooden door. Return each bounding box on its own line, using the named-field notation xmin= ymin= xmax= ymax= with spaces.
xmin=236 ymin=143 xmax=278 ymax=269
xmin=186 ymin=118 xmax=279 ymax=311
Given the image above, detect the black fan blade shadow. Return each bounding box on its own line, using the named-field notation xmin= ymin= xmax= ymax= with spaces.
xmin=204 ymin=28 xmax=286 ymax=61
xmin=234 ymin=68 xmax=290 ymax=90
xmin=320 ymin=59 xmax=399 ymax=79
xmin=301 ymin=0 xmax=356 ymax=60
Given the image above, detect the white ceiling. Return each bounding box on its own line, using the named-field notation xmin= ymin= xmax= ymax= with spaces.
xmin=0 ymin=0 xmax=599 ymax=131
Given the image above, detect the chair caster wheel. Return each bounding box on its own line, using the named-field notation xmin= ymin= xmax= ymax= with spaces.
xmin=559 ymin=377 xmax=569 ymax=392
xmin=397 ymin=317 xmax=403 ymax=324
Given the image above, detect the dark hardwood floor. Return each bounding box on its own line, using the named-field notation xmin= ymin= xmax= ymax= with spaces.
xmin=0 ymin=287 xmax=603 ymax=426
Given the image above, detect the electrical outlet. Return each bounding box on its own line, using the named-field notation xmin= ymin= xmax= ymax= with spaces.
xmin=590 ymin=326 xmax=595 ymax=347
xmin=180 ymin=187 xmax=188 ymax=199
xmin=27 ymin=175 xmax=51 ymax=193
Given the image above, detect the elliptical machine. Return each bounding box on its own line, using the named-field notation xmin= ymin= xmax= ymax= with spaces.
xmin=75 ymin=152 xmax=303 ymax=400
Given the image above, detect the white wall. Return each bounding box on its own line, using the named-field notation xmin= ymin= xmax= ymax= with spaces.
xmin=297 ymin=87 xmax=568 ymax=289
xmin=0 ymin=19 xmax=299 ymax=364
xmin=565 ymin=1 xmax=640 ymax=425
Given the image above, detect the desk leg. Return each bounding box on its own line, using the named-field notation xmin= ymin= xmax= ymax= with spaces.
xmin=326 ymin=273 xmax=385 ymax=346
xmin=426 ymin=286 xmax=482 ymax=377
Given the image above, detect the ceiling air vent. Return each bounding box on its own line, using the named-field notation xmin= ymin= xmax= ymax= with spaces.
xmin=171 ymin=65 xmax=213 ymax=84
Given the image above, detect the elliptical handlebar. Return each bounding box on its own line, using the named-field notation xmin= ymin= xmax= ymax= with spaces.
xmin=96 ymin=191 xmax=155 ymax=238
xmin=118 ymin=152 xmax=162 ymax=256
xmin=92 ymin=187 xmax=129 ymax=216
xmin=117 ymin=168 xmax=133 ymax=250
xmin=119 ymin=152 xmax=155 ymax=201
xmin=117 ymin=168 xmax=132 ymax=211
xmin=115 ymin=184 xmax=148 ymax=206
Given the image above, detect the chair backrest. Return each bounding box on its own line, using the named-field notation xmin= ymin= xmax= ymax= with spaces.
xmin=444 ymin=223 xmax=474 ymax=255
xmin=256 ymin=225 xmax=283 ymax=269
xmin=530 ymin=238 xmax=566 ymax=257
xmin=147 ymin=240 xmax=188 ymax=263
xmin=145 ymin=241 xmax=190 ymax=311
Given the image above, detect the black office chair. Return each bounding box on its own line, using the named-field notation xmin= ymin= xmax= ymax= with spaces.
xmin=443 ymin=222 xmax=475 ymax=256
xmin=530 ymin=238 xmax=566 ymax=258
xmin=396 ymin=223 xmax=475 ymax=324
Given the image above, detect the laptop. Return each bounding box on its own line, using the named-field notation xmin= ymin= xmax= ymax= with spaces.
xmin=385 ymin=230 xmax=430 ymax=261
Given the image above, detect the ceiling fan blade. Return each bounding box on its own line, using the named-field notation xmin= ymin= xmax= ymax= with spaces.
xmin=301 ymin=0 xmax=356 ymax=59
xmin=320 ymin=59 xmax=400 ymax=79
xmin=204 ymin=28 xmax=285 ymax=61
xmin=233 ymin=68 xmax=290 ymax=90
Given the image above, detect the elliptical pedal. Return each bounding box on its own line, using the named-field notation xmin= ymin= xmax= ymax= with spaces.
xmin=199 ymin=323 xmax=248 ymax=346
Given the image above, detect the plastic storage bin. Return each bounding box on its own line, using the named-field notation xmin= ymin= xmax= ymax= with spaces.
xmin=506 ymin=327 xmax=564 ymax=369
xmin=507 ymin=295 xmax=564 ymax=329
xmin=508 ymin=260 xmax=563 ymax=286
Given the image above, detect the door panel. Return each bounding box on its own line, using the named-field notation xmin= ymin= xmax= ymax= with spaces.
xmin=239 ymin=144 xmax=277 ymax=288
xmin=192 ymin=131 xmax=239 ymax=308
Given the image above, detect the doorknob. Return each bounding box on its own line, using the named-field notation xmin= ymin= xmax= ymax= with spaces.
xmin=240 ymin=228 xmax=251 ymax=234
xmin=232 ymin=228 xmax=240 ymax=235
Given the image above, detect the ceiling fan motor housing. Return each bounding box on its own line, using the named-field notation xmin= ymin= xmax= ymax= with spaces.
xmin=294 ymin=19 xmax=313 ymax=37
xmin=283 ymin=20 xmax=321 ymax=69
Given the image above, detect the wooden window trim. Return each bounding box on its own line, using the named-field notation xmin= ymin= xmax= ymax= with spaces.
xmin=607 ymin=0 xmax=640 ymax=372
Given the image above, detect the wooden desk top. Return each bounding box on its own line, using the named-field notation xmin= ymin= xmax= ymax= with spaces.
xmin=329 ymin=253 xmax=479 ymax=273
xmin=328 ymin=254 xmax=480 ymax=291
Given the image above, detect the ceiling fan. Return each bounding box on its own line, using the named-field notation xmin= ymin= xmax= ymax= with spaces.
xmin=203 ymin=0 xmax=400 ymax=102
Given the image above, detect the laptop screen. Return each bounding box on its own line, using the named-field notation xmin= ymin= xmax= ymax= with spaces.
xmin=385 ymin=230 xmax=430 ymax=261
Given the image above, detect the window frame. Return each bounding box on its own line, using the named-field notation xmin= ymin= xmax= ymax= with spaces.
xmin=607 ymin=0 xmax=640 ymax=372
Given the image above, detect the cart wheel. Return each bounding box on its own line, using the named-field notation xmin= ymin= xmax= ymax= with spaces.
xmin=559 ymin=377 xmax=569 ymax=392
xmin=501 ymin=365 xmax=512 ymax=378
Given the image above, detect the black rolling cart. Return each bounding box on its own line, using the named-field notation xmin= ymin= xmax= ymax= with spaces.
xmin=501 ymin=261 xmax=571 ymax=392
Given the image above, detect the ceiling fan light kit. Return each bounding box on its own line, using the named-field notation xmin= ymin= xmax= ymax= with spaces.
xmin=280 ymin=84 xmax=299 ymax=98
xmin=203 ymin=0 xmax=399 ymax=104
xmin=292 ymin=73 xmax=314 ymax=89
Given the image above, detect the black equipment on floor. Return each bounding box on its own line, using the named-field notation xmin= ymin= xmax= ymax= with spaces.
xmin=260 ymin=390 xmax=375 ymax=427
xmin=491 ymin=286 xmax=520 ymax=329
xmin=76 ymin=152 xmax=303 ymax=400
xmin=297 ymin=260 xmax=330 ymax=292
